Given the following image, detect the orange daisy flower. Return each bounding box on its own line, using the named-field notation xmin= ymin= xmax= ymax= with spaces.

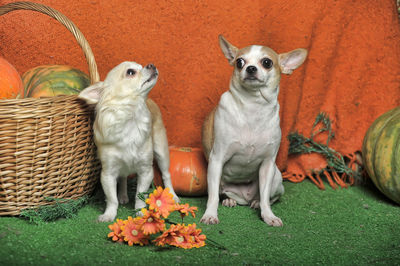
xmin=107 ymin=219 xmax=125 ymax=243
xmin=153 ymin=223 xmax=205 ymax=249
xmin=145 ymin=187 xmax=176 ymax=218
xmin=175 ymin=203 xmax=198 ymax=219
xmin=121 ymin=216 xmax=149 ymax=246
xmin=135 ymin=208 xmax=165 ymax=235
xmin=184 ymin=223 xmax=206 ymax=248
xmin=170 ymin=233 xmax=193 ymax=249
xmin=153 ymin=223 xmax=191 ymax=248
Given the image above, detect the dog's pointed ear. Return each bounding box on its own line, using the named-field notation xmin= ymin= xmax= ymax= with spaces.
xmin=219 ymin=35 xmax=238 ymax=65
xmin=78 ymin=82 xmax=105 ymax=105
xmin=279 ymin=48 xmax=308 ymax=75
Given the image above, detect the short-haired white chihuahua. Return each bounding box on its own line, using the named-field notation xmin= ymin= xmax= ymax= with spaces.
xmin=201 ymin=35 xmax=307 ymax=226
xmin=79 ymin=61 xmax=179 ymax=222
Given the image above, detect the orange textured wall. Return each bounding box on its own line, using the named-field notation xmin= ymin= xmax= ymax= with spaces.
xmin=1 ymin=0 xmax=400 ymax=172
xmin=0 ymin=0 xmax=288 ymax=148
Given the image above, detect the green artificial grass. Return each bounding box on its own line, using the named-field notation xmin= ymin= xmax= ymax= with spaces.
xmin=1 ymin=180 xmax=400 ymax=265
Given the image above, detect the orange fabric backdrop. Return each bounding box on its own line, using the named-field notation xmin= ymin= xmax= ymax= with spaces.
xmin=1 ymin=0 xmax=400 ymax=187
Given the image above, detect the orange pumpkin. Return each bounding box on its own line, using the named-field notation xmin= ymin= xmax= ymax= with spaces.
xmin=154 ymin=146 xmax=208 ymax=196
xmin=0 ymin=57 xmax=24 ymax=99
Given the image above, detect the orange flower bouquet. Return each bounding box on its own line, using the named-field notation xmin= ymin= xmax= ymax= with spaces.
xmin=107 ymin=186 xmax=206 ymax=249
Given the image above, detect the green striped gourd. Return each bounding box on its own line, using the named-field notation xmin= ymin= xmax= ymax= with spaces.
xmin=22 ymin=65 xmax=90 ymax=98
xmin=362 ymin=107 xmax=400 ymax=204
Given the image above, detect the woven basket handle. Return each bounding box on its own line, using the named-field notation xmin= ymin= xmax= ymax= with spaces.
xmin=0 ymin=1 xmax=100 ymax=84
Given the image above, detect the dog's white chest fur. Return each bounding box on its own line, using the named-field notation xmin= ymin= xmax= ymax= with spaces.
xmin=94 ymin=99 xmax=153 ymax=176
xmin=216 ymin=91 xmax=281 ymax=183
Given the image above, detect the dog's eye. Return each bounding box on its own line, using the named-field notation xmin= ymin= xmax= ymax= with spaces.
xmin=236 ymin=58 xmax=245 ymax=69
xmin=126 ymin=69 xmax=136 ymax=76
xmin=261 ymin=58 xmax=273 ymax=69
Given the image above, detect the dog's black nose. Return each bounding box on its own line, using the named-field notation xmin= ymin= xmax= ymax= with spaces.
xmin=146 ymin=64 xmax=155 ymax=69
xmin=246 ymin=65 xmax=257 ymax=74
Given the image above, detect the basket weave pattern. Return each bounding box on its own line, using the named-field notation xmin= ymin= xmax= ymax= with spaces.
xmin=0 ymin=2 xmax=101 ymax=216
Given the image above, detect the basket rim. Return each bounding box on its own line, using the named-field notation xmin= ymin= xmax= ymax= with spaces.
xmin=0 ymin=94 xmax=83 ymax=104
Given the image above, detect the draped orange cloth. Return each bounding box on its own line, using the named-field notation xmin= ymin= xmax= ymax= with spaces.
xmin=273 ymin=0 xmax=400 ymax=188
xmin=1 ymin=0 xmax=400 ymax=189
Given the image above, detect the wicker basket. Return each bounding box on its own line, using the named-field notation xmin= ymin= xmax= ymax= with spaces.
xmin=0 ymin=2 xmax=101 ymax=216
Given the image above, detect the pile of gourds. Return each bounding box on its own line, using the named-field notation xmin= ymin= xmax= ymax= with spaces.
xmin=0 ymin=56 xmax=89 ymax=99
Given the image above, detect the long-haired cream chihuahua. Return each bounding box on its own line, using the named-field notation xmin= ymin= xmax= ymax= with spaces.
xmin=200 ymin=35 xmax=307 ymax=226
xmin=79 ymin=61 xmax=179 ymax=222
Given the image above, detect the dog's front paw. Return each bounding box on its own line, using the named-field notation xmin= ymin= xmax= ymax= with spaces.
xmin=134 ymin=199 xmax=147 ymax=211
xmin=98 ymin=213 xmax=116 ymax=223
xmin=200 ymin=214 xmax=220 ymax=225
xmin=262 ymin=215 xmax=283 ymax=227
xmin=222 ymin=198 xmax=237 ymax=207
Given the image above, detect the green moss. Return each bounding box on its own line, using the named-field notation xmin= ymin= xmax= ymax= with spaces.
xmin=288 ymin=112 xmax=362 ymax=182
xmin=20 ymin=196 xmax=88 ymax=225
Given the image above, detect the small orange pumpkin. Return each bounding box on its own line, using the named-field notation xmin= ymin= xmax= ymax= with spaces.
xmin=0 ymin=57 xmax=24 ymax=99
xmin=154 ymin=146 xmax=208 ymax=196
